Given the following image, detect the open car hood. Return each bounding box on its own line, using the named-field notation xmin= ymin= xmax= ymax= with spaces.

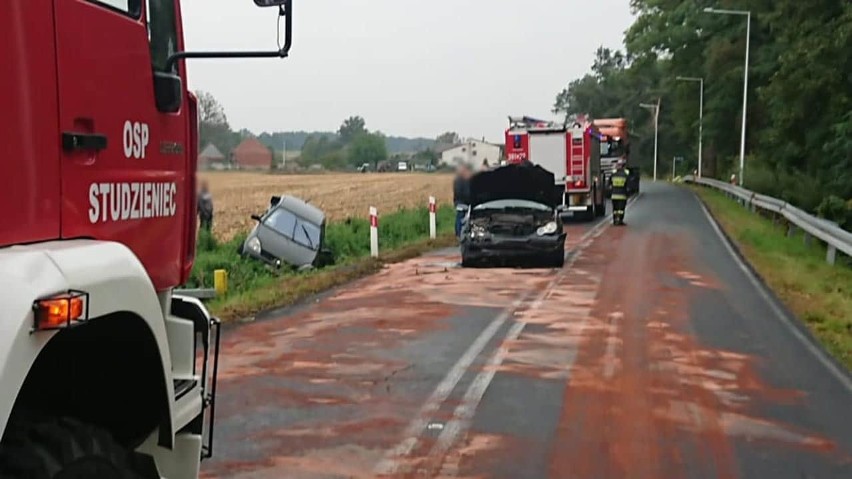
xmin=469 ymin=163 xmax=560 ymax=208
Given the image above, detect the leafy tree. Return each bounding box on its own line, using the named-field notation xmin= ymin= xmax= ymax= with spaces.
xmin=196 ymin=91 xmax=228 ymax=125
xmin=414 ymin=148 xmax=439 ymax=165
xmin=436 ymin=132 xmax=461 ymax=145
xmin=554 ymin=0 xmax=852 ymax=220
xmin=300 ymin=134 xmax=341 ymax=165
xmin=195 ymin=90 xmax=240 ymax=154
xmin=348 ymin=132 xmax=388 ymax=168
xmin=338 ymin=116 xmax=367 ymax=144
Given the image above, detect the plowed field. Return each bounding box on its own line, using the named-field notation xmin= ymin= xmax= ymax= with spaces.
xmin=199 ymin=172 xmax=454 ymax=240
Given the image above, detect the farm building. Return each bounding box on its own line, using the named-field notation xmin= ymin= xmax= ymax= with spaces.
xmin=232 ymin=137 xmax=273 ymax=170
xmin=199 ymin=143 xmax=228 ymax=170
xmin=439 ymin=139 xmax=502 ymax=171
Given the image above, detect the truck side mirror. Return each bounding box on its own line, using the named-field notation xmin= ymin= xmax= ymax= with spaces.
xmin=154 ymin=72 xmax=182 ymax=113
xmin=165 ymin=0 xmax=293 ymax=72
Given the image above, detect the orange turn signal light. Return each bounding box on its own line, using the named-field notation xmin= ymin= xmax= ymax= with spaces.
xmin=33 ymin=291 xmax=88 ymax=331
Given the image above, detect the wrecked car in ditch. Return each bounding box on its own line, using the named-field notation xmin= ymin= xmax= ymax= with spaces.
xmin=461 ymin=162 xmax=566 ymax=268
xmin=241 ymin=195 xmax=334 ymax=269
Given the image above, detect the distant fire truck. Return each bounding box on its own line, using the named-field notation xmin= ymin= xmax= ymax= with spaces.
xmin=505 ymin=116 xmax=605 ymax=221
xmin=593 ymin=118 xmax=639 ymax=197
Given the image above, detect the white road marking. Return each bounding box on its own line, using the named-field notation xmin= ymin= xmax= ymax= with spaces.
xmin=372 ymin=297 xmax=526 ymax=475
xmin=428 ymin=218 xmax=614 ymax=472
xmin=697 ymin=200 xmax=852 ymax=393
xmin=375 ymin=192 xmax=644 ymax=475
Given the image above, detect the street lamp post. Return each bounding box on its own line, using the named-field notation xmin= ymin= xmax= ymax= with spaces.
xmin=676 ymin=76 xmax=704 ymax=177
xmin=640 ymin=99 xmax=661 ymax=181
xmin=704 ymin=7 xmax=751 ymax=186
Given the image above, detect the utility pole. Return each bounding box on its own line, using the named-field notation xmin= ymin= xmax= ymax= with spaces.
xmin=281 ymin=138 xmax=286 ymax=169
xmin=640 ymin=99 xmax=661 ymax=181
xmin=676 ymin=76 xmax=704 ymax=177
xmin=704 ymin=7 xmax=751 ymax=186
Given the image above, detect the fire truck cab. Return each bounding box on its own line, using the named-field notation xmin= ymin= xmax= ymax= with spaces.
xmin=0 ymin=1 xmax=291 ymax=478
xmin=505 ymin=116 xmax=605 ymax=221
xmin=593 ymin=118 xmax=638 ymax=197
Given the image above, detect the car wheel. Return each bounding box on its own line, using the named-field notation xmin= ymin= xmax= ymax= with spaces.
xmin=0 ymin=416 xmax=155 ymax=479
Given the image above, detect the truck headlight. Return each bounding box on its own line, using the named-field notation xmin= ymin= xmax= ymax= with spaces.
xmin=536 ymin=221 xmax=558 ymax=236
xmin=246 ymin=237 xmax=262 ymax=255
xmin=470 ymin=224 xmax=487 ymax=238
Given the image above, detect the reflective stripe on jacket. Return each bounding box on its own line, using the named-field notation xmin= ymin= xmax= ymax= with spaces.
xmin=611 ymin=170 xmax=628 ymax=200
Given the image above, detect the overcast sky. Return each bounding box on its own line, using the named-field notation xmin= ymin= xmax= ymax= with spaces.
xmin=182 ymin=0 xmax=634 ymax=143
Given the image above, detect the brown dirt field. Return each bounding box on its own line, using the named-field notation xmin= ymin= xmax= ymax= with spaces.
xmin=199 ymin=172 xmax=454 ymax=241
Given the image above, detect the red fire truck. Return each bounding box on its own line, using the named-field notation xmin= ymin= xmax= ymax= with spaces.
xmin=505 ymin=116 xmax=605 ymax=221
xmin=0 ymin=1 xmax=291 ymax=478
xmin=593 ymin=118 xmax=638 ymax=197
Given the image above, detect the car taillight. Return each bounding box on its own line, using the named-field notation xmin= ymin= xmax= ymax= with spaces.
xmin=575 ymin=180 xmax=585 ymax=188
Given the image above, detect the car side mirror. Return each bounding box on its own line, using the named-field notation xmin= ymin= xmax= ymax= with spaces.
xmin=254 ymin=0 xmax=288 ymax=5
xmin=251 ymin=214 xmax=263 ymax=222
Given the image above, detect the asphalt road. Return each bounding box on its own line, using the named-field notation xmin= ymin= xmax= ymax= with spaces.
xmin=202 ymin=182 xmax=851 ymax=479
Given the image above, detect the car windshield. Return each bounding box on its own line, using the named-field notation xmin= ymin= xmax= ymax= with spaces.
xmin=264 ymin=209 xmax=297 ymax=237
xmin=294 ymin=219 xmax=322 ymax=251
xmin=473 ymin=199 xmax=551 ymax=212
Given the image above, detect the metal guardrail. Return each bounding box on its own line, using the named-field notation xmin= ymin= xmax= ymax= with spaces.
xmin=684 ymin=175 xmax=852 ymax=265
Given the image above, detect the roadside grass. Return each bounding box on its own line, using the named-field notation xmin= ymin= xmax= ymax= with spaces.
xmin=694 ymin=187 xmax=852 ymax=370
xmin=187 ymin=205 xmax=457 ymax=322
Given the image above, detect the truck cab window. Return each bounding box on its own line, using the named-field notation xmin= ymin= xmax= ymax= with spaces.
xmin=90 ymin=0 xmax=141 ymax=17
xmin=147 ymin=0 xmax=179 ymax=73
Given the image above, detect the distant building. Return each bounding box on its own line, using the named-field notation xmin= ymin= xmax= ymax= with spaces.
xmin=231 ymin=137 xmax=273 ymax=170
xmin=439 ymin=139 xmax=502 ymax=171
xmin=198 ymin=143 xmax=227 ymax=170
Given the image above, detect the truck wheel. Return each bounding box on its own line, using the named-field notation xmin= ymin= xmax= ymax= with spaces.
xmin=0 ymin=416 xmax=153 ymax=479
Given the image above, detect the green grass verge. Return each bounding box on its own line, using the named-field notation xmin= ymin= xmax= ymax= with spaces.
xmin=188 ymin=205 xmax=457 ymax=322
xmin=693 ymin=187 xmax=852 ymax=370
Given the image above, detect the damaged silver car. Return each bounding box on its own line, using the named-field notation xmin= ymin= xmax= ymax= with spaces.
xmin=242 ymin=195 xmax=334 ymax=269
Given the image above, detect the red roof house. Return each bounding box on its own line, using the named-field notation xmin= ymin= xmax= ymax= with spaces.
xmin=232 ymin=137 xmax=272 ymax=170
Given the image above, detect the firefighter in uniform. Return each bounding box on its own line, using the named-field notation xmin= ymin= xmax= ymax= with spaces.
xmin=610 ymin=160 xmax=629 ymax=225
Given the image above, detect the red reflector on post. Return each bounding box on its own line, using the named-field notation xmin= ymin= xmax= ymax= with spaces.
xmin=33 ymin=291 xmax=88 ymax=331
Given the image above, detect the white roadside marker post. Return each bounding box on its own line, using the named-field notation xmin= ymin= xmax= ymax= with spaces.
xmin=429 ymin=196 xmax=437 ymax=240
xmin=370 ymin=206 xmax=379 ymax=258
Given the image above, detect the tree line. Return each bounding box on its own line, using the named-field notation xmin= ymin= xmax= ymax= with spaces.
xmin=554 ymin=0 xmax=851 ymax=226
xmin=196 ymin=91 xmax=455 ymax=170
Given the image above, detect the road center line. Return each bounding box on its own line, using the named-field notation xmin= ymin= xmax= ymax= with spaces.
xmin=426 ymin=216 xmax=614 ymax=474
xmin=372 ymin=295 xmax=527 ymax=475
xmin=375 ymin=193 xmax=641 ymax=475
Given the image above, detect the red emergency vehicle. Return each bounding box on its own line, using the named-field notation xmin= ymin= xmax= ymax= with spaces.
xmin=505 ymin=116 xmax=605 ymax=221
xmin=0 ymin=1 xmax=292 ymax=477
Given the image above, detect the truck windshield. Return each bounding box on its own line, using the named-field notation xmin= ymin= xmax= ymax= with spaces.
xmin=601 ymin=139 xmax=626 ymax=158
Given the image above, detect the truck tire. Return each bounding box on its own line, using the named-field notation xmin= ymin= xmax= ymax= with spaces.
xmin=0 ymin=416 xmax=155 ymax=479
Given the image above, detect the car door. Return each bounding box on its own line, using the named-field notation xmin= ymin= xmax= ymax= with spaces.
xmin=54 ymin=0 xmax=190 ymax=289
